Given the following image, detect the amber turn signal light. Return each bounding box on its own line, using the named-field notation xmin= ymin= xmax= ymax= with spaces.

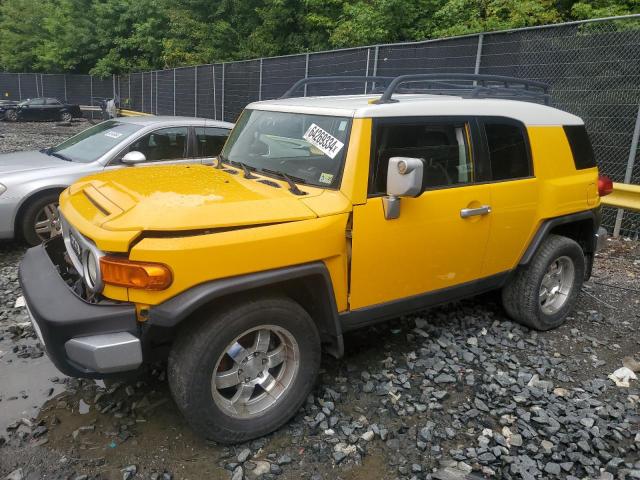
xmin=100 ymin=256 xmax=172 ymax=290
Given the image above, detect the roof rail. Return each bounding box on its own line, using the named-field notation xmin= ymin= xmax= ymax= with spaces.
xmin=280 ymin=76 xmax=395 ymax=99
xmin=373 ymin=74 xmax=551 ymax=105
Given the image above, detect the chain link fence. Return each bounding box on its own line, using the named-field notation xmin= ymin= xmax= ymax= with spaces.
xmin=1 ymin=15 xmax=639 ymax=235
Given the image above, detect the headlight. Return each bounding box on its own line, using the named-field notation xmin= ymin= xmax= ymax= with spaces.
xmin=84 ymin=251 xmax=100 ymax=290
xmin=0 ymin=184 xmax=6 ymax=196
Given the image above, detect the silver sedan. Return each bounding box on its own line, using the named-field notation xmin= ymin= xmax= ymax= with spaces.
xmin=0 ymin=116 xmax=233 ymax=245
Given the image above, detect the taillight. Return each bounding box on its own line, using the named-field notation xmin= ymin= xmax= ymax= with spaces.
xmin=100 ymin=256 xmax=173 ymax=290
xmin=597 ymin=175 xmax=613 ymax=197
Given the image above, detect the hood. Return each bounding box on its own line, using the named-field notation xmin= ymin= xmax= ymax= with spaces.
xmin=0 ymin=150 xmax=71 ymax=175
xmin=63 ymin=164 xmax=320 ymax=236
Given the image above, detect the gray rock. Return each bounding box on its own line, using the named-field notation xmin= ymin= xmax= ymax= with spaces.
xmin=237 ymin=448 xmax=252 ymax=463
xmin=544 ymin=463 xmax=561 ymax=475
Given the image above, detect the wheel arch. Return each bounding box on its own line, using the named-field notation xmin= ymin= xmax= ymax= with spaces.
xmin=518 ymin=209 xmax=600 ymax=278
xmin=147 ymin=262 xmax=344 ymax=358
xmin=13 ymin=186 xmax=67 ymax=238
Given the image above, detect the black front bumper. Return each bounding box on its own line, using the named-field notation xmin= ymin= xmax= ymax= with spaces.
xmin=18 ymin=239 xmax=140 ymax=378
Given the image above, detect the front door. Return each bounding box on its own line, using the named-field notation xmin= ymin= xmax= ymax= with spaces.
xmin=349 ymin=118 xmax=492 ymax=310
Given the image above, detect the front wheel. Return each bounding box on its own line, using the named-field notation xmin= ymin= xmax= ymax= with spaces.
xmin=60 ymin=111 xmax=72 ymax=122
xmin=5 ymin=109 xmax=17 ymax=121
xmin=21 ymin=193 xmax=62 ymax=246
xmin=502 ymin=234 xmax=585 ymax=330
xmin=168 ymin=296 xmax=321 ymax=443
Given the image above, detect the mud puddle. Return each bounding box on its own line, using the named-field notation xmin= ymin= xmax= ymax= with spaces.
xmin=0 ymin=335 xmax=67 ymax=432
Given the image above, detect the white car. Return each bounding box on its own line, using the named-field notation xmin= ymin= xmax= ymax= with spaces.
xmin=0 ymin=116 xmax=234 ymax=245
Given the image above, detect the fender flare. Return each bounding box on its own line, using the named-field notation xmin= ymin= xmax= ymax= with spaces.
xmin=147 ymin=262 xmax=344 ymax=357
xmin=518 ymin=209 xmax=599 ymax=266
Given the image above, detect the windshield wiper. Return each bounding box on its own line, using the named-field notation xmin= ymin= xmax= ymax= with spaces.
xmin=237 ymin=162 xmax=258 ymax=179
xmin=260 ymin=168 xmax=307 ymax=196
xmin=215 ymin=153 xmax=227 ymax=169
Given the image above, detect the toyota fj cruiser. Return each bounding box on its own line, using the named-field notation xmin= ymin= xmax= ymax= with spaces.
xmin=19 ymin=74 xmax=610 ymax=443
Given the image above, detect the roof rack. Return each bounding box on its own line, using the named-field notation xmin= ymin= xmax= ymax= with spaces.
xmin=280 ymin=76 xmax=395 ymax=99
xmin=373 ymin=74 xmax=551 ymax=105
xmin=279 ymin=74 xmax=551 ymax=105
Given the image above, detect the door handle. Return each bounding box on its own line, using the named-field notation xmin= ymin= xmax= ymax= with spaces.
xmin=460 ymin=205 xmax=491 ymax=218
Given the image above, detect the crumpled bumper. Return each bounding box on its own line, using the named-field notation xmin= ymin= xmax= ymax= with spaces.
xmin=18 ymin=237 xmax=142 ymax=378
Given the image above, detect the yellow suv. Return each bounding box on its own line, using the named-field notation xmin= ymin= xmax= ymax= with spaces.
xmin=19 ymin=75 xmax=610 ymax=443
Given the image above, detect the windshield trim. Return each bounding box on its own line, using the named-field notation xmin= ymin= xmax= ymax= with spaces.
xmin=221 ymin=109 xmax=353 ymax=191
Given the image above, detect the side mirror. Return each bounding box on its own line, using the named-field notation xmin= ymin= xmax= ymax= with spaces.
xmin=121 ymin=151 xmax=146 ymax=165
xmin=383 ymin=157 xmax=424 ymax=220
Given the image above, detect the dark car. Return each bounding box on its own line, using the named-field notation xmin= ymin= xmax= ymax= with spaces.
xmin=1 ymin=97 xmax=82 ymax=122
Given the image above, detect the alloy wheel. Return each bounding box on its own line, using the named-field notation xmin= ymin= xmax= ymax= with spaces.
xmin=34 ymin=202 xmax=62 ymax=241
xmin=211 ymin=325 xmax=299 ymax=419
xmin=539 ymin=255 xmax=575 ymax=315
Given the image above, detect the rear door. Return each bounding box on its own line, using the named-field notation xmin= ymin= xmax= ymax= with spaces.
xmin=44 ymin=98 xmax=63 ymax=120
xmin=476 ymin=118 xmax=539 ymax=277
xmin=192 ymin=126 xmax=231 ymax=164
xmin=349 ymin=117 xmax=492 ymax=310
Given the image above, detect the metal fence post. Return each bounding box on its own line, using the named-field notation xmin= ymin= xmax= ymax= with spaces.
xmin=212 ymin=64 xmax=217 ymax=120
xmin=35 ymin=74 xmax=39 ymax=97
xmin=150 ymin=72 xmax=153 ymax=114
xmin=304 ymin=53 xmax=309 ymax=97
xmin=194 ymin=66 xmax=198 ymax=117
xmin=64 ymin=75 xmax=68 ymax=102
xmin=173 ymin=69 xmax=176 ymax=116
xmin=155 ymin=72 xmax=158 ymax=114
xmin=112 ymin=74 xmax=116 ymax=100
xmin=364 ymin=48 xmax=371 ymax=94
xmin=141 ymin=74 xmax=143 ymax=112
xmin=372 ymin=45 xmax=379 ymax=91
xmin=258 ymin=58 xmax=263 ymax=101
xmin=221 ymin=63 xmax=225 ymax=121
xmin=17 ymin=73 xmax=22 ymax=100
xmin=474 ymin=34 xmax=484 ymax=85
xmin=613 ymin=103 xmax=640 ymax=237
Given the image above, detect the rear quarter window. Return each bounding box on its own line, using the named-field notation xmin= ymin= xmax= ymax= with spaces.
xmin=563 ymin=125 xmax=597 ymax=169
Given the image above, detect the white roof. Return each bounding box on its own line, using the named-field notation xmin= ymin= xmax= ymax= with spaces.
xmin=248 ymin=94 xmax=583 ymax=126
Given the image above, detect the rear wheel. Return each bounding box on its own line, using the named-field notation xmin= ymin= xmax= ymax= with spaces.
xmin=168 ymin=296 xmax=321 ymax=443
xmin=502 ymin=234 xmax=584 ymax=330
xmin=5 ymin=109 xmax=17 ymax=121
xmin=60 ymin=111 xmax=72 ymax=122
xmin=21 ymin=193 xmax=62 ymax=246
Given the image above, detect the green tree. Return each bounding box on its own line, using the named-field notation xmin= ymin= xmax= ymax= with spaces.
xmin=35 ymin=0 xmax=99 ymax=73
xmin=0 ymin=0 xmax=49 ymax=71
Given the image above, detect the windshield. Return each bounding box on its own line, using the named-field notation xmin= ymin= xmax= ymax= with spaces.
xmin=221 ymin=110 xmax=351 ymax=189
xmin=48 ymin=120 xmax=144 ymax=163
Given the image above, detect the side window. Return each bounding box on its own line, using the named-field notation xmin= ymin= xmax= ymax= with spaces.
xmin=128 ymin=127 xmax=189 ymax=162
xmin=195 ymin=127 xmax=229 ymax=157
xmin=28 ymin=98 xmax=45 ymax=105
xmin=484 ymin=122 xmax=531 ymax=181
xmin=46 ymin=98 xmax=61 ymax=105
xmin=370 ymin=121 xmax=473 ymax=195
xmin=563 ymin=125 xmax=596 ymax=169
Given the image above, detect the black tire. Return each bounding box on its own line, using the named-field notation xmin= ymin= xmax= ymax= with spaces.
xmin=501 ymin=234 xmax=585 ymax=330
xmin=20 ymin=192 xmax=61 ymax=246
xmin=168 ymin=295 xmax=321 ymax=443
xmin=60 ymin=111 xmax=72 ymax=122
xmin=5 ymin=109 xmax=17 ymax=122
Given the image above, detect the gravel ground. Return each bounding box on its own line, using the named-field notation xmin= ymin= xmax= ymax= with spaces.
xmin=0 ymin=122 xmax=639 ymax=480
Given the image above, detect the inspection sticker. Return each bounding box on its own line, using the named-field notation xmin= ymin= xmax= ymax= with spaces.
xmin=303 ymin=124 xmax=344 ymax=159
xmin=105 ymin=131 xmax=123 ymax=139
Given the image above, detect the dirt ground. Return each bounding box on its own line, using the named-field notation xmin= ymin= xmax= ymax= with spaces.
xmin=0 ymin=120 xmax=639 ymax=480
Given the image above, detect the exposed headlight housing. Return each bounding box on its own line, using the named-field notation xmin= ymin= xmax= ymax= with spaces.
xmin=84 ymin=251 xmax=100 ymax=290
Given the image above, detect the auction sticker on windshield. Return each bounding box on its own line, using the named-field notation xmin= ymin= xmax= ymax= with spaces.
xmin=303 ymin=124 xmax=344 ymax=159
xmin=105 ymin=131 xmax=123 ymax=139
